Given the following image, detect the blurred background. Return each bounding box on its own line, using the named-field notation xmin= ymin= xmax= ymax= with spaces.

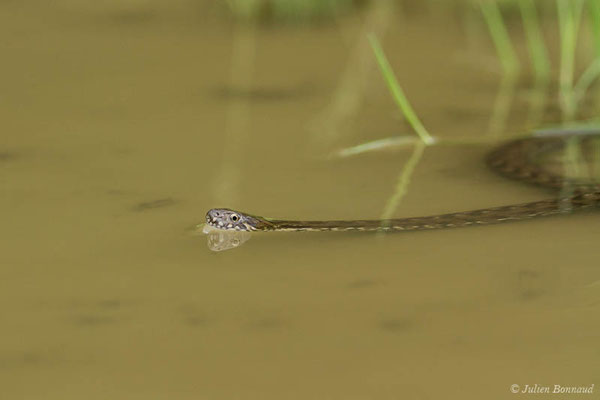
xmin=1 ymin=0 xmax=599 ymax=399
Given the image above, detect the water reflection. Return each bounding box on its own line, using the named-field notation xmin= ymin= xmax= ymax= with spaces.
xmin=202 ymin=224 xmax=252 ymax=252
xmin=212 ymin=22 xmax=257 ymax=205
xmin=309 ymin=0 xmax=395 ymax=149
xmin=487 ymin=73 xmax=517 ymax=137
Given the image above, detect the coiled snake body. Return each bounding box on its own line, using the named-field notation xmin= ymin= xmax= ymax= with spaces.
xmin=206 ymin=132 xmax=600 ymax=232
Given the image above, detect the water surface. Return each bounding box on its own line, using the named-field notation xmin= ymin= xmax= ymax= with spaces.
xmin=1 ymin=1 xmax=599 ymax=399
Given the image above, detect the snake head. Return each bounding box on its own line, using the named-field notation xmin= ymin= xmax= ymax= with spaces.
xmin=205 ymin=208 xmax=272 ymax=231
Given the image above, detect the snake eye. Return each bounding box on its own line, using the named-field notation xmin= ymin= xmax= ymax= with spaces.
xmin=231 ymin=214 xmax=239 ymax=222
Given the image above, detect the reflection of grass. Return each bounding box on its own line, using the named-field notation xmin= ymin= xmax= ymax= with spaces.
xmin=488 ymin=74 xmax=517 ymax=137
xmin=226 ymin=0 xmax=359 ymax=21
xmin=593 ymin=137 xmax=600 ymax=182
xmin=380 ymin=142 xmax=426 ymax=224
xmin=560 ymin=136 xmax=583 ymax=211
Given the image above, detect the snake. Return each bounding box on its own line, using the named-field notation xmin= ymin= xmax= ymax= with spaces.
xmin=205 ymin=131 xmax=600 ymax=233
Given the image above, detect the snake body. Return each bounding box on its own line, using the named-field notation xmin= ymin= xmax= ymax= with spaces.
xmin=206 ymin=133 xmax=600 ymax=232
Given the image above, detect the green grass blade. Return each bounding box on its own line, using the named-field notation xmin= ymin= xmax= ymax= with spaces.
xmin=557 ymin=0 xmax=585 ymax=121
xmin=332 ymin=136 xmax=418 ymax=158
xmin=519 ymin=0 xmax=550 ymax=79
xmin=589 ymin=0 xmax=600 ymax=57
xmin=368 ymin=34 xmax=435 ymax=145
xmin=480 ymin=1 xmax=520 ymax=75
xmin=574 ymin=57 xmax=600 ymax=104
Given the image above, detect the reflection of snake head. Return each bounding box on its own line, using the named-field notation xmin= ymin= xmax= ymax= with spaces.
xmin=206 ymin=208 xmax=273 ymax=231
xmin=206 ymin=229 xmax=252 ymax=252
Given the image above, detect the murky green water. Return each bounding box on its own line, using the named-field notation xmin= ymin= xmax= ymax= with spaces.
xmin=2 ymin=1 xmax=599 ymax=399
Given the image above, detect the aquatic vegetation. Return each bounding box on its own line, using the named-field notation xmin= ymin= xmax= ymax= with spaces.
xmin=480 ymin=1 xmax=520 ymax=75
xmin=368 ymin=34 xmax=435 ymax=145
xmin=518 ymin=0 xmax=550 ymax=79
xmin=352 ymin=2 xmax=600 ymax=224
xmin=480 ymin=0 xmax=600 ymax=122
xmin=557 ymin=0 xmax=585 ymax=121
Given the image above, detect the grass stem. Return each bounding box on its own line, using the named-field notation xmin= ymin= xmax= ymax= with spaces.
xmin=519 ymin=0 xmax=550 ymax=79
xmin=557 ymin=0 xmax=585 ymax=121
xmin=368 ymin=34 xmax=435 ymax=145
xmin=589 ymin=0 xmax=600 ymax=57
xmin=574 ymin=58 xmax=600 ymax=104
xmin=480 ymin=1 xmax=520 ymax=75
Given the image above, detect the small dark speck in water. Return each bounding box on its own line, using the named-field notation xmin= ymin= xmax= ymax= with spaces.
xmin=520 ymin=290 xmax=543 ymax=301
xmin=379 ymin=318 xmax=413 ymax=333
xmin=70 ymin=314 xmax=119 ymax=326
xmin=516 ymin=269 xmax=545 ymax=301
xmin=184 ymin=315 xmax=210 ymax=327
xmin=97 ymin=299 xmax=122 ymax=309
xmin=518 ymin=269 xmax=541 ymax=279
xmin=449 ymin=336 xmax=468 ymax=346
xmin=0 ymin=351 xmax=44 ymax=369
xmin=132 ymin=198 xmax=177 ymax=212
xmin=179 ymin=305 xmax=211 ymax=327
xmin=0 ymin=152 xmax=18 ymax=162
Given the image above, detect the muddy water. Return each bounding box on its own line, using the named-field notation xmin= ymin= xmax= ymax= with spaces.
xmin=1 ymin=1 xmax=599 ymax=399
